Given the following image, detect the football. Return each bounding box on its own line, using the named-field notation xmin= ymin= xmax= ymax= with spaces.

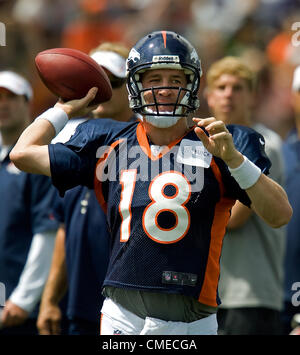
xmin=35 ymin=48 xmax=113 ymax=105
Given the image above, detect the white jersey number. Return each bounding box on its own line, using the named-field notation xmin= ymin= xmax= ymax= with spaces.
xmin=119 ymin=170 xmax=191 ymax=244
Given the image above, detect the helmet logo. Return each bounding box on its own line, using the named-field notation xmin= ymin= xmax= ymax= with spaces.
xmin=128 ymin=48 xmax=140 ymax=63
xmin=153 ymin=55 xmax=179 ymax=62
xmin=190 ymin=48 xmax=198 ymax=64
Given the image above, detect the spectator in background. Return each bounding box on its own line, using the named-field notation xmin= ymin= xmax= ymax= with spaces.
xmin=0 ymin=71 xmax=58 ymax=334
xmin=61 ymin=0 xmax=127 ymax=54
xmin=37 ymin=42 xmax=136 ymax=335
xmin=205 ymin=57 xmax=286 ymax=335
xmin=281 ymin=65 xmax=300 ymax=334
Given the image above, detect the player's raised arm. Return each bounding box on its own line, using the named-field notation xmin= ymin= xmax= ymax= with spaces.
xmin=10 ymin=88 xmax=98 ymax=176
xmin=193 ymin=117 xmax=293 ymax=228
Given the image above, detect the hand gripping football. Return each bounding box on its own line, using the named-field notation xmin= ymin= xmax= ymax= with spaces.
xmin=35 ymin=48 xmax=112 ymax=105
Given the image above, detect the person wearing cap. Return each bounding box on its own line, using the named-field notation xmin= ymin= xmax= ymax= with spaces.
xmin=0 ymin=71 xmax=59 ymax=334
xmin=281 ymin=65 xmax=300 ymax=334
xmin=36 ymin=42 xmax=137 ymax=335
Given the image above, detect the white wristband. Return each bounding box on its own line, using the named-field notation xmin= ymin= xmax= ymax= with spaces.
xmin=228 ymin=155 xmax=262 ymax=190
xmin=35 ymin=107 xmax=69 ymax=136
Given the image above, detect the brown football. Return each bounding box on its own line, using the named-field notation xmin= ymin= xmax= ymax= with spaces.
xmin=35 ymin=48 xmax=112 ymax=105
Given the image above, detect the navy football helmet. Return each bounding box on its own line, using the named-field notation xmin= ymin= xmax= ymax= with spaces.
xmin=126 ymin=31 xmax=202 ymax=119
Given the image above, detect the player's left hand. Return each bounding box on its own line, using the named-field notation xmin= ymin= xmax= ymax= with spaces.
xmin=1 ymin=300 xmax=29 ymax=327
xmin=193 ymin=117 xmax=244 ymax=168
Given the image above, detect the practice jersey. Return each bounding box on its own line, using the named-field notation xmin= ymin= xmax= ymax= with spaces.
xmin=49 ymin=119 xmax=270 ymax=307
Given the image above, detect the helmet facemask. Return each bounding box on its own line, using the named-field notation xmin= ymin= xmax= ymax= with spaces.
xmin=126 ymin=31 xmax=202 ymax=127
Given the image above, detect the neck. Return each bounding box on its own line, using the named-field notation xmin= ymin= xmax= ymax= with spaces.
xmin=218 ymin=112 xmax=252 ymax=127
xmin=142 ymin=117 xmax=189 ymax=146
xmin=118 ymin=109 xmax=134 ymax=123
xmin=1 ymin=123 xmax=29 ymax=146
xmin=1 ymin=131 xmax=20 ymax=146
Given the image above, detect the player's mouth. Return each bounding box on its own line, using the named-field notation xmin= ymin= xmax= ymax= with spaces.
xmin=146 ymin=102 xmax=179 ymax=114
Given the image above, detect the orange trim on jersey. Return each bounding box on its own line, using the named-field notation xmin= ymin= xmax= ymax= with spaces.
xmin=161 ymin=30 xmax=167 ymax=48
xmin=210 ymin=158 xmax=225 ymax=196
xmin=198 ymin=158 xmax=235 ymax=307
xmin=155 ymin=209 xmax=178 ymax=231
xmin=99 ymin=313 xmax=103 ymax=335
xmin=94 ymin=139 xmax=124 ymax=214
xmin=161 ymin=182 xmax=179 ymax=199
xmin=136 ymin=123 xmax=194 ymax=160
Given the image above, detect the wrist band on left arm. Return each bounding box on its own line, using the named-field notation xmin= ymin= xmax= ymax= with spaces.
xmin=228 ymin=155 xmax=262 ymax=190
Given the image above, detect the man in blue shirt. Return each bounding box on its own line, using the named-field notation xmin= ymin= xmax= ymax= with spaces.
xmin=0 ymin=71 xmax=58 ymax=334
xmin=281 ymin=65 xmax=300 ymax=334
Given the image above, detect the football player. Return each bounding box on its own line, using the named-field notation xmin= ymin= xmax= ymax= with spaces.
xmin=10 ymin=31 xmax=292 ymax=335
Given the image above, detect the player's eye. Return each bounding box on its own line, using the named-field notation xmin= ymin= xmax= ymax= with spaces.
xmin=149 ymin=78 xmax=160 ymax=84
xmin=172 ymin=79 xmax=182 ymax=85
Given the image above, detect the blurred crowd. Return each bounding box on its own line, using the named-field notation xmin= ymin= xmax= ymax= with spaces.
xmin=0 ymin=0 xmax=299 ymax=138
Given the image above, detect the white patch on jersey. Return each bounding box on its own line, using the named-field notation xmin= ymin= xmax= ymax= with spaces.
xmin=177 ymin=139 xmax=212 ymax=168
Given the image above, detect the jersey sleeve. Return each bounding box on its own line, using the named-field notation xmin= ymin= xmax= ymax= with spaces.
xmin=219 ymin=124 xmax=272 ymax=207
xmin=49 ymin=119 xmax=121 ymax=196
xmin=28 ymin=174 xmax=59 ymax=234
xmin=227 ymin=124 xmax=271 ymax=174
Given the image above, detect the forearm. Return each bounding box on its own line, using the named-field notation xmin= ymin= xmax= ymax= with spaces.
xmin=9 ymin=231 xmax=56 ymax=313
xmin=10 ymin=88 xmax=97 ymax=176
xmin=246 ymin=173 xmax=292 ymax=228
xmin=40 ymin=226 xmax=68 ymax=306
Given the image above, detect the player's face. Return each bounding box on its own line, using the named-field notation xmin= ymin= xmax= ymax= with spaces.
xmin=206 ymin=74 xmax=254 ymax=125
xmin=0 ymin=88 xmax=29 ymax=132
xmin=141 ymin=69 xmax=188 ymax=114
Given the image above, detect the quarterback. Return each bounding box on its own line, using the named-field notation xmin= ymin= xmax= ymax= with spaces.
xmin=10 ymin=31 xmax=292 ymax=335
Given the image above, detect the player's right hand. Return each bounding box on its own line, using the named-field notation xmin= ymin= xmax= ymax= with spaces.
xmin=55 ymin=87 xmax=98 ymax=119
xmin=37 ymin=303 xmax=62 ymax=335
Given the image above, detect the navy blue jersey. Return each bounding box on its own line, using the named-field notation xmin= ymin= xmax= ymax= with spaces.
xmin=0 ymin=147 xmax=58 ymax=302
xmin=53 ymin=186 xmax=110 ymax=322
xmin=49 ymin=119 xmax=270 ymax=307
